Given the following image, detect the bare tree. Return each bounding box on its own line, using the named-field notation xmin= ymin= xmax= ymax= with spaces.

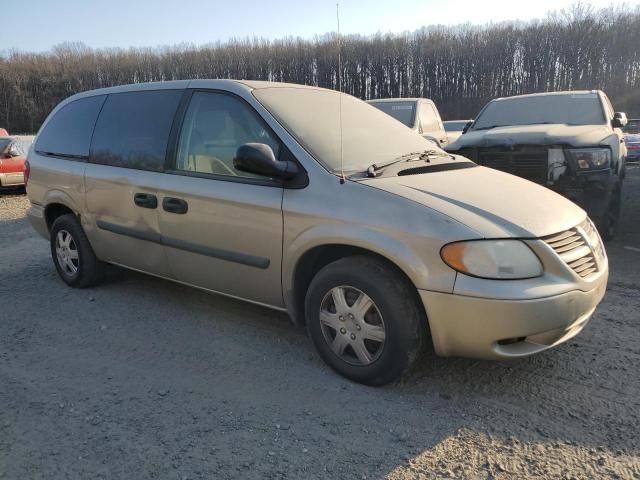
xmin=1 ymin=5 xmax=640 ymax=134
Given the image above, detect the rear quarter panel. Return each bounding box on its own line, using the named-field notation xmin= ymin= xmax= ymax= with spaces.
xmin=26 ymin=153 xmax=86 ymax=218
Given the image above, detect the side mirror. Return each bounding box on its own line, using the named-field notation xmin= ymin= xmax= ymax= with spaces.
xmin=613 ymin=112 xmax=628 ymax=128
xmin=234 ymin=143 xmax=299 ymax=180
xmin=462 ymin=121 xmax=473 ymax=134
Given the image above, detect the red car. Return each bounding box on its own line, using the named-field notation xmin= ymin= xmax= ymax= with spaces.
xmin=0 ymin=135 xmax=33 ymax=188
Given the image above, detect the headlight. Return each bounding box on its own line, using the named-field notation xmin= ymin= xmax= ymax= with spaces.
xmin=441 ymin=240 xmax=543 ymax=280
xmin=568 ymin=148 xmax=611 ymax=170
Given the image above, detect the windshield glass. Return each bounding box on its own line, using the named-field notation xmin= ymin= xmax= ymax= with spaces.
xmin=0 ymin=139 xmax=11 ymax=151
xmin=14 ymin=137 xmax=34 ymax=156
xmin=472 ymin=93 xmax=605 ymax=130
xmin=624 ymin=119 xmax=640 ymax=134
xmin=367 ymin=101 xmax=416 ymax=127
xmin=254 ymin=88 xmax=439 ymax=173
xmin=444 ymin=121 xmax=469 ymax=132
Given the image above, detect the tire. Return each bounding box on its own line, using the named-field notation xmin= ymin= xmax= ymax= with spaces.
xmin=596 ymin=184 xmax=622 ymax=242
xmin=305 ymin=255 xmax=427 ymax=386
xmin=50 ymin=214 xmax=105 ymax=288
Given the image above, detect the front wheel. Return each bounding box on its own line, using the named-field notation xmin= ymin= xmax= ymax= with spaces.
xmin=305 ymin=256 xmax=427 ymax=386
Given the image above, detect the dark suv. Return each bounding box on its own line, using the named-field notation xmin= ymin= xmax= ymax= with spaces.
xmin=446 ymin=91 xmax=627 ymax=240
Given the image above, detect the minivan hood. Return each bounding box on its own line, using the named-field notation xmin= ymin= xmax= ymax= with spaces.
xmin=448 ymin=123 xmax=610 ymax=150
xmin=361 ymin=166 xmax=585 ymax=238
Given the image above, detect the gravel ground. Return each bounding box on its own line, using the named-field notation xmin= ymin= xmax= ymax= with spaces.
xmin=1 ymin=170 xmax=639 ymax=480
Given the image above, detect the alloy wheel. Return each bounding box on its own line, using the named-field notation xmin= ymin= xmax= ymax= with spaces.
xmin=319 ymin=286 xmax=386 ymax=366
xmin=55 ymin=229 xmax=79 ymax=277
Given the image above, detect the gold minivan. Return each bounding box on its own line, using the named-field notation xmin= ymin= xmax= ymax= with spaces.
xmin=26 ymin=80 xmax=608 ymax=385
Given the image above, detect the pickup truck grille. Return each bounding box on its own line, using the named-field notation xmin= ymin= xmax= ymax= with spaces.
xmin=470 ymin=146 xmax=548 ymax=184
xmin=542 ymin=219 xmax=604 ymax=278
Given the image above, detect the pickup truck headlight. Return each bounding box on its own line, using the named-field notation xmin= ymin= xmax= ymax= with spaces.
xmin=568 ymin=148 xmax=611 ymax=170
xmin=441 ymin=240 xmax=543 ymax=280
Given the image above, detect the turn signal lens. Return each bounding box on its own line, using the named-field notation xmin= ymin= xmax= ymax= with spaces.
xmin=440 ymin=242 xmax=467 ymax=272
xmin=441 ymin=240 xmax=543 ymax=280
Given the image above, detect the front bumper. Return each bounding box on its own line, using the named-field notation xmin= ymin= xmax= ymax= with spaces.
xmin=420 ymin=272 xmax=607 ymax=359
xmin=551 ymin=169 xmax=615 ymax=220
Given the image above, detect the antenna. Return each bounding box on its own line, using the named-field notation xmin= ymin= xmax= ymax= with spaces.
xmin=336 ymin=3 xmax=345 ymax=184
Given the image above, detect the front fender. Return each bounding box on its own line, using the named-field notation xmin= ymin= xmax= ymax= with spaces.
xmin=282 ymin=223 xmax=451 ymax=308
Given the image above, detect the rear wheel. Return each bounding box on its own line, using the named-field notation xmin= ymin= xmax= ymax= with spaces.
xmin=50 ymin=214 xmax=105 ymax=288
xmin=305 ymin=256 xmax=426 ymax=386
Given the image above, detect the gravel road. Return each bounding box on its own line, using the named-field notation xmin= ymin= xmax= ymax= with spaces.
xmin=1 ymin=170 xmax=639 ymax=479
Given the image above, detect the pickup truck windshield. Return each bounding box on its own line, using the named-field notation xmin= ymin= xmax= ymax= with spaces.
xmin=444 ymin=121 xmax=469 ymax=132
xmin=472 ymin=93 xmax=606 ymax=130
xmin=367 ymin=101 xmax=415 ymax=127
xmin=254 ymin=88 xmax=439 ymax=174
xmin=624 ymin=119 xmax=640 ymax=134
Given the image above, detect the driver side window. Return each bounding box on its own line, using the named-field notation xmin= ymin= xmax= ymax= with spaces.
xmin=176 ymin=91 xmax=281 ymax=178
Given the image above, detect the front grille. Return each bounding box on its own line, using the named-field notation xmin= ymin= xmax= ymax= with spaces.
xmin=542 ymin=219 xmax=603 ymax=278
xmin=474 ymin=146 xmax=548 ymax=184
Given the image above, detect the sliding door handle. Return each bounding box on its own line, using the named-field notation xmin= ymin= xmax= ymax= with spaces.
xmin=162 ymin=197 xmax=189 ymax=214
xmin=134 ymin=193 xmax=158 ymax=209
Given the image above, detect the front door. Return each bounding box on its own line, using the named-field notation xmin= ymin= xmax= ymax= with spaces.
xmin=157 ymin=90 xmax=284 ymax=307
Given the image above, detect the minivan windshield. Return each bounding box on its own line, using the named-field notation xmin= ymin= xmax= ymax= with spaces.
xmin=367 ymin=101 xmax=416 ymax=127
xmin=254 ymin=88 xmax=440 ymax=174
xmin=472 ymin=93 xmax=606 ymax=130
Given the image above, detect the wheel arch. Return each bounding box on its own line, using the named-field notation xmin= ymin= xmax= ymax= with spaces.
xmin=44 ymin=201 xmax=78 ymax=232
xmin=286 ymin=242 xmax=427 ymax=328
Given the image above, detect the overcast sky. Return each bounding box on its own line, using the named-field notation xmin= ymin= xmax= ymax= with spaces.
xmin=0 ymin=0 xmax=630 ymax=52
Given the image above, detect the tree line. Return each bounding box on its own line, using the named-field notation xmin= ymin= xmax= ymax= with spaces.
xmin=1 ymin=3 xmax=640 ymax=134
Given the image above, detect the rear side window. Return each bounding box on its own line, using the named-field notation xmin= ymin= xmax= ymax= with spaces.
xmin=35 ymin=95 xmax=106 ymax=158
xmin=90 ymin=90 xmax=183 ymax=171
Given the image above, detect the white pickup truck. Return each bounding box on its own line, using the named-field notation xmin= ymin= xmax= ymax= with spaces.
xmin=367 ymin=98 xmax=448 ymax=148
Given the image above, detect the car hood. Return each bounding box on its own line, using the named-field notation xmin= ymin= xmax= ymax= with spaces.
xmin=360 ymin=165 xmax=586 ymax=238
xmin=448 ymin=123 xmax=610 ymax=150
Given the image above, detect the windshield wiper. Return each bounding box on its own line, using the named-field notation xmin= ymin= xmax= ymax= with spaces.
xmin=474 ymin=121 xmax=559 ymax=131
xmin=472 ymin=124 xmax=505 ymax=131
xmin=367 ymin=150 xmax=453 ymax=177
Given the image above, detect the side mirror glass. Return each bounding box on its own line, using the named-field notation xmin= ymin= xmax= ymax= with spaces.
xmin=613 ymin=112 xmax=628 ymax=128
xmin=462 ymin=121 xmax=473 ymax=134
xmin=234 ymin=143 xmax=298 ymax=180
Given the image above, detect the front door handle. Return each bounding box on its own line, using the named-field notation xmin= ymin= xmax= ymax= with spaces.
xmin=134 ymin=193 xmax=158 ymax=209
xmin=163 ymin=197 xmax=188 ymax=214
